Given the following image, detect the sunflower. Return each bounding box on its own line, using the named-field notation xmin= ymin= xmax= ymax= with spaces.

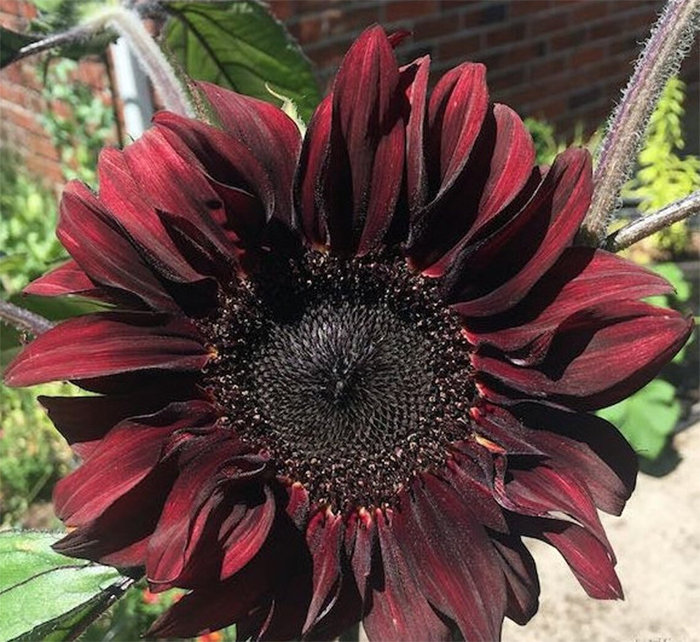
xmin=4 ymin=26 xmax=692 ymax=641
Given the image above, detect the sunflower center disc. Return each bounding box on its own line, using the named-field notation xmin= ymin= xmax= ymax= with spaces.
xmin=202 ymin=252 xmax=474 ymax=512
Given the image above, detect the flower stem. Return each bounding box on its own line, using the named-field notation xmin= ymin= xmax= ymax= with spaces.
xmin=578 ymin=0 xmax=700 ymax=246
xmin=85 ymin=6 xmax=194 ymax=117
xmin=604 ymin=190 xmax=700 ymax=252
xmin=0 ymin=299 xmax=55 ymax=336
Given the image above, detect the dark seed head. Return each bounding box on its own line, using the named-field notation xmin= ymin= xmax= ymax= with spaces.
xmin=199 ymin=251 xmax=475 ymax=512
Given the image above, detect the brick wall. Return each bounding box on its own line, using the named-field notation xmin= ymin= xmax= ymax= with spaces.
xmin=0 ymin=0 xmax=114 ymax=186
xmin=1 ymin=0 xmax=699 ymax=190
xmin=272 ymin=0 xmax=699 ymax=143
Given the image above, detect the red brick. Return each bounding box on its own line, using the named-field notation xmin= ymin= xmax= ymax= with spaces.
xmin=484 ymin=20 xmax=526 ymax=48
xmin=570 ymin=42 xmax=606 ymax=68
xmin=509 ymin=0 xmax=552 ymax=18
xmin=384 ymin=0 xmax=439 ymax=22
xmin=414 ymin=13 xmax=463 ymax=40
xmin=529 ymin=9 xmax=569 ymax=37
xmin=570 ymin=1 xmax=609 ymax=24
xmin=435 ymin=33 xmax=481 ymax=63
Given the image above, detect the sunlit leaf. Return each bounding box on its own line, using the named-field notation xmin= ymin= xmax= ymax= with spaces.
xmin=598 ymin=379 xmax=682 ymax=460
xmin=163 ymin=0 xmax=321 ymax=122
xmin=0 ymin=530 xmax=135 ymax=642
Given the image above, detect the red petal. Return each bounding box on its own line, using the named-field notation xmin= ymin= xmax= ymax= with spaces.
xmin=416 ymin=104 xmax=537 ymax=276
xmin=499 ymin=465 xmax=611 ymax=552
xmin=427 ymin=62 xmax=489 ymax=202
xmin=54 ymin=401 xmax=215 ymax=525
xmin=24 ymin=260 xmax=99 ymax=299
xmin=298 ymin=26 xmax=405 ymax=254
xmin=147 ymin=437 xmax=267 ymax=587
xmin=154 ymin=113 xmax=271 ymax=248
xmin=474 ymin=301 xmax=693 ymax=410
xmin=197 ymin=82 xmax=301 ymax=231
xmin=4 ymin=312 xmax=210 ymax=387
xmin=446 ymin=148 xmax=592 ymax=316
xmin=395 ymin=475 xmax=506 ymax=641
xmin=517 ymin=516 xmax=623 ymax=599
xmin=98 ymin=147 xmax=213 ymax=286
xmin=39 ymin=385 xmax=195 ymax=456
xmin=295 ymin=94 xmax=332 ymax=248
xmin=345 ymin=509 xmax=376 ymax=602
xmin=220 ymin=486 xmax=275 ymax=580
xmin=513 ymin=402 xmax=637 ymax=515
xmin=303 ymin=510 xmax=343 ymax=634
xmin=363 ymin=509 xmax=450 ymax=641
xmin=490 ymin=532 xmax=540 ymax=625
xmin=57 ymin=181 xmax=177 ymax=311
xmin=465 ymin=248 xmax=674 ymax=352
xmin=402 ymin=56 xmax=430 ymax=214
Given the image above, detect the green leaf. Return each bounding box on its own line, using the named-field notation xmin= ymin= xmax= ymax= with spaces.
xmin=0 ymin=27 xmax=39 ymax=68
xmin=0 ymin=530 xmax=134 ymax=642
xmin=163 ymin=1 xmax=321 ymax=122
xmin=597 ymin=379 xmax=682 ymax=460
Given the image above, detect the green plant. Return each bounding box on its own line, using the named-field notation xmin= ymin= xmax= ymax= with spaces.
xmin=0 ymin=154 xmax=66 ymax=296
xmin=0 ymin=382 xmax=74 ymax=526
xmin=524 ymin=117 xmax=599 ymax=165
xmin=623 ymin=76 xmax=700 ymax=255
xmin=39 ymin=57 xmax=116 ymax=185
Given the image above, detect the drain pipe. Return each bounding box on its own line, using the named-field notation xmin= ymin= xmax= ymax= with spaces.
xmin=110 ymin=35 xmax=154 ymax=141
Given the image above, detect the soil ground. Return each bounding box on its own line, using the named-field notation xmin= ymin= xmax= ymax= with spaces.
xmin=501 ymin=421 xmax=700 ymax=642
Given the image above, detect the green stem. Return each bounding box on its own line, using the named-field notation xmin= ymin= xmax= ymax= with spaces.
xmin=578 ymin=0 xmax=700 ymax=246
xmin=605 ymin=190 xmax=700 ymax=252
xmin=0 ymin=299 xmax=54 ymax=336
xmin=85 ymin=6 xmax=194 ymax=117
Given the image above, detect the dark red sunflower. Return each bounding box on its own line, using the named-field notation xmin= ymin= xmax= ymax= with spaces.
xmin=4 ymin=26 xmax=692 ymax=641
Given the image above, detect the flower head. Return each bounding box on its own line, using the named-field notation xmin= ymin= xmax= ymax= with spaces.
xmin=5 ymin=26 xmax=692 ymax=641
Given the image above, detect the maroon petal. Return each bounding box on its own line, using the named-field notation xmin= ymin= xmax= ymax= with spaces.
xmin=38 ymin=385 xmax=195 ymax=457
xmin=513 ymin=403 xmax=637 ymax=515
xmin=363 ymin=509 xmax=450 ymax=641
xmin=498 ymin=464 xmax=610 ymax=552
xmin=427 ymin=62 xmax=489 ymax=202
xmin=197 ymin=82 xmax=301 ymax=232
xmin=465 ymin=248 xmax=674 ymax=352
xmin=295 ymin=94 xmax=332 ymax=247
xmin=219 ymin=485 xmax=276 ymax=580
xmin=415 ymin=104 xmax=537 ymax=276
xmin=54 ymin=401 xmax=215 ymax=525
xmin=154 ymin=112 xmax=272 ymax=251
xmin=303 ymin=510 xmax=343 ymax=634
xmin=402 ymin=55 xmax=430 ymax=214
xmin=24 ymin=260 xmax=103 ymax=300
xmin=395 ymin=475 xmax=506 ymax=641
xmin=56 ymin=181 xmax=177 ymax=311
xmin=445 ymin=148 xmax=592 ymax=316
xmin=4 ymin=312 xmax=211 ymax=387
xmin=516 ymin=516 xmax=623 ymax=599
xmin=148 ymin=562 xmax=270 ymax=639
xmin=53 ymin=461 xmax=174 ymax=567
xmin=296 ymin=26 xmax=405 ymax=254
xmin=490 ymin=532 xmax=540 ymax=625
xmin=97 ymin=147 xmax=215 ymax=287
xmin=147 ymin=438 xmax=268 ymax=587
xmin=474 ymin=300 xmax=693 ymax=410
xmin=444 ymin=457 xmax=508 ymax=532
xmin=345 ymin=509 xmax=376 ymax=603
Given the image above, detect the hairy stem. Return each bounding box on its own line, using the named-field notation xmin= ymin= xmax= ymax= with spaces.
xmin=86 ymin=6 xmax=194 ymax=117
xmin=605 ymin=190 xmax=700 ymax=252
xmin=578 ymin=0 xmax=700 ymax=246
xmin=0 ymin=299 xmax=55 ymax=336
